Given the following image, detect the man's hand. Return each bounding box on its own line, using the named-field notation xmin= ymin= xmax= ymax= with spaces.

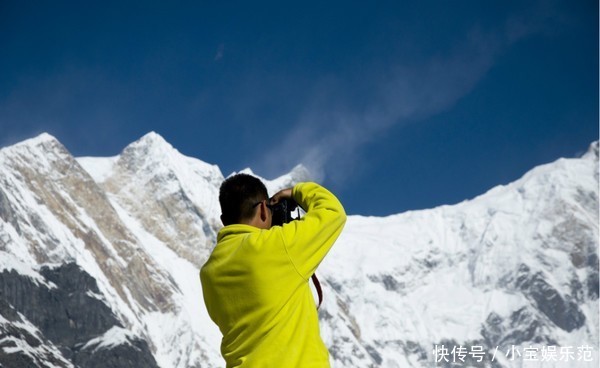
xmin=269 ymin=188 xmax=293 ymax=205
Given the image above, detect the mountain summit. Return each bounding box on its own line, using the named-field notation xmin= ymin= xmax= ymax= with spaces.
xmin=0 ymin=133 xmax=598 ymax=367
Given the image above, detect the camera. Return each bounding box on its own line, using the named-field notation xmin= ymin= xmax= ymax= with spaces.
xmin=269 ymin=198 xmax=298 ymax=226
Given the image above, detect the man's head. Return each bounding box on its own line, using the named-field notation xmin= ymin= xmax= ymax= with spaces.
xmin=219 ymin=173 xmax=271 ymax=228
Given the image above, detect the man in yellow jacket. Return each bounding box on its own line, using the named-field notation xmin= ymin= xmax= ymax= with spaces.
xmin=200 ymin=173 xmax=346 ymax=367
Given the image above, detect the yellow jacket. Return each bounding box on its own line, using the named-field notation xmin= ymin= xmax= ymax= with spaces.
xmin=200 ymin=182 xmax=346 ymax=368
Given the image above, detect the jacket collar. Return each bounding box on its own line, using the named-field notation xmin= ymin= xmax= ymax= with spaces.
xmin=217 ymin=224 xmax=261 ymax=242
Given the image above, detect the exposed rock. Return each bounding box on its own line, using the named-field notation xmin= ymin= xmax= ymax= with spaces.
xmin=515 ymin=266 xmax=585 ymax=332
xmin=0 ymin=263 xmax=158 ymax=367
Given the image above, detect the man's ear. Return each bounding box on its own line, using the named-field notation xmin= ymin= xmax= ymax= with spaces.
xmin=259 ymin=202 xmax=268 ymax=222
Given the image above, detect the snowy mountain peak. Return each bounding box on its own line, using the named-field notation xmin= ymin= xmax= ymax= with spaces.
xmin=135 ymin=131 xmax=171 ymax=149
xmin=18 ymin=132 xmax=59 ymax=147
xmin=1 ymin=132 xmax=61 ymax=156
xmin=234 ymin=164 xmax=312 ymax=195
xmin=116 ymin=132 xmax=221 ymax=182
xmin=77 ymin=132 xmax=225 ymax=270
xmin=121 ymin=131 xmax=175 ymax=162
xmin=0 ymin=133 xmax=74 ymax=174
xmin=264 ymin=164 xmax=313 ymax=195
xmin=287 ymin=164 xmax=312 ymax=181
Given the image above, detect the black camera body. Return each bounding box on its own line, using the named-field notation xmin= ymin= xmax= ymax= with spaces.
xmin=270 ymin=198 xmax=298 ymax=226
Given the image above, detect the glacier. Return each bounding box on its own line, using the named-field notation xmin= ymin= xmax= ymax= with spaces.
xmin=0 ymin=132 xmax=597 ymax=367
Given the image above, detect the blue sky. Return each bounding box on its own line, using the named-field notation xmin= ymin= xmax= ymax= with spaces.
xmin=0 ymin=1 xmax=597 ymax=216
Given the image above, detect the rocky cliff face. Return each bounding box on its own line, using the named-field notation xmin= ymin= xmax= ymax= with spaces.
xmin=0 ymin=133 xmax=597 ymax=367
xmin=0 ymin=263 xmax=158 ymax=368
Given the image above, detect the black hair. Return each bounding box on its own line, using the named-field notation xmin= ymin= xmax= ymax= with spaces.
xmin=219 ymin=173 xmax=268 ymax=225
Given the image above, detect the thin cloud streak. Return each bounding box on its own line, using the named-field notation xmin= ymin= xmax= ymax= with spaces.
xmin=257 ymin=39 xmax=496 ymax=183
xmin=255 ymin=12 xmax=551 ymax=185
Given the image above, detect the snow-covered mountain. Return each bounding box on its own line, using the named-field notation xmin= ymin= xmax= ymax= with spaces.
xmin=0 ymin=132 xmax=597 ymax=367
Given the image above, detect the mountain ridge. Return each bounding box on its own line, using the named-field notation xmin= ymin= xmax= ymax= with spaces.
xmin=0 ymin=132 xmax=598 ymax=367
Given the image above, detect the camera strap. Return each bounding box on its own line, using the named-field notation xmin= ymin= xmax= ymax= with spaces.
xmin=311 ymin=273 xmax=323 ymax=309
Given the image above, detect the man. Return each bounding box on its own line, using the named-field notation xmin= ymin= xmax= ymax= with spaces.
xmin=200 ymin=173 xmax=346 ymax=367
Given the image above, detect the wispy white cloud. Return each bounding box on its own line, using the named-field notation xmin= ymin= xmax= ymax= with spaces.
xmin=255 ymin=10 xmax=553 ymax=185
xmin=256 ymin=39 xmax=493 ymax=183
